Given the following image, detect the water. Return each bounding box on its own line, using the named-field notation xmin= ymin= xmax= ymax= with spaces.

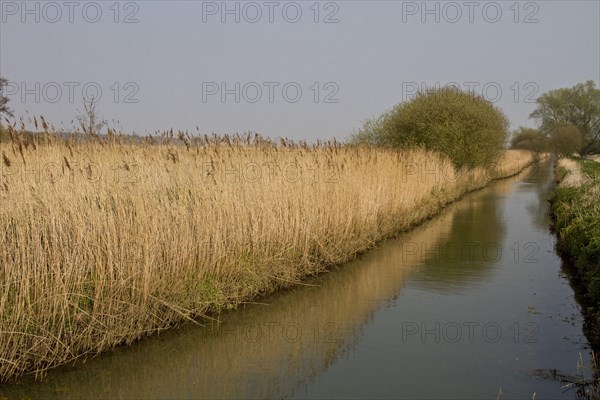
xmin=0 ymin=160 xmax=591 ymax=399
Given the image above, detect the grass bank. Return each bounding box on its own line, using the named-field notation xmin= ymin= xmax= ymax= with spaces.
xmin=552 ymin=157 xmax=600 ymax=348
xmin=0 ymin=130 xmax=535 ymax=382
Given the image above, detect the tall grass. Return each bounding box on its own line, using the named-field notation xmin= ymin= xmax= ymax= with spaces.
xmin=0 ymin=185 xmax=468 ymax=399
xmin=0 ymin=124 xmax=535 ymax=382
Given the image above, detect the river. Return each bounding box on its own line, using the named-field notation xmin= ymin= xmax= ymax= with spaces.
xmin=0 ymin=159 xmax=592 ymax=399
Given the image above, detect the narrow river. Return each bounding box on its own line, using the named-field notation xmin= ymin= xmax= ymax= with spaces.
xmin=0 ymin=159 xmax=592 ymax=399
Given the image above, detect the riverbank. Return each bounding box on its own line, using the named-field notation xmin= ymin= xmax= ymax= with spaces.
xmin=551 ymin=156 xmax=600 ymax=349
xmin=0 ymin=134 xmax=536 ymax=382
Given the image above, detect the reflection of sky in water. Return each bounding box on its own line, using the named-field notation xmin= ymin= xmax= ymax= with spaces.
xmin=0 ymin=160 xmax=590 ymax=400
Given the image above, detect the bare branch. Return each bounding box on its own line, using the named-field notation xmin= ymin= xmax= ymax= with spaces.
xmin=76 ymin=97 xmax=106 ymax=137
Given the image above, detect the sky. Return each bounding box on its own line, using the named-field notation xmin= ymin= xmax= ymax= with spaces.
xmin=1 ymin=0 xmax=599 ymax=141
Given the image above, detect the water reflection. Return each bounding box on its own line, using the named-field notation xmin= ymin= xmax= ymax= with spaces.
xmin=519 ymin=159 xmax=556 ymax=231
xmin=405 ymin=174 xmax=518 ymax=292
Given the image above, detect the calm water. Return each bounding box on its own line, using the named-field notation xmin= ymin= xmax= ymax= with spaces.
xmin=0 ymin=160 xmax=592 ymax=399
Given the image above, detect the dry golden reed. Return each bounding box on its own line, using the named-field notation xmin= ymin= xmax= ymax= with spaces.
xmin=0 ymin=126 xmax=534 ymax=382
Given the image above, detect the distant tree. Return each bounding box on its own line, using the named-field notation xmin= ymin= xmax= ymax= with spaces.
xmin=0 ymin=76 xmax=14 ymax=142
xmin=530 ymin=81 xmax=600 ymax=154
xmin=351 ymin=87 xmax=509 ymax=168
xmin=550 ymin=124 xmax=583 ymax=157
xmin=0 ymin=76 xmax=13 ymax=118
xmin=510 ymin=127 xmax=548 ymax=153
xmin=76 ymin=97 xmax=106 ymax=137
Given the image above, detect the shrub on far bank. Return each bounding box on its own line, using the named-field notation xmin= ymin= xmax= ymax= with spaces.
xmin=551 ymin=124 xmax=583 ymax=157
xmin=351 ymin=87 xmax=509 ymax=168
xmin=510 ymin=127 xmax=548 ymax=153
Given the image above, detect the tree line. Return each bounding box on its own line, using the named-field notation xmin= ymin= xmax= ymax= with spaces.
xmin=513 ymin=80 xmax=600 ymax=157
xmin=2 ymin=75 xmax=599 ymax=159
xmin=351 ymin=80 xmax=599 ymax=163
xmin=0 ymin=76 xmax=106 ymax=142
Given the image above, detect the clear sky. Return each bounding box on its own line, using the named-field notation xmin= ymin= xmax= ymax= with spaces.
xmin=1 ymin=0 xmax=599 ymax=141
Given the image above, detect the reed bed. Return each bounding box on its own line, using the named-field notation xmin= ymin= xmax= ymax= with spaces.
xmin=0 ymin=125 xmax=534 ymax=382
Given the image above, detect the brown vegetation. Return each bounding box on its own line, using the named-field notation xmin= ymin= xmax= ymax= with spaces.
xmin=0 ymin=123 xmax=535 ymax=382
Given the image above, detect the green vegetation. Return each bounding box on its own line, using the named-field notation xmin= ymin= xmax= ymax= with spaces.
xmin=530 ymin=80 xmax=600 ymax=155
xmin=546 ymin=80 xmax=600 ymax=350
xmin=551 ymin=124 xmax=584 ymax=157
xmin=351 ymin=87 xmax=509 ymax=168
xmin=552 ymin=159 xmax=600 ymax=347
xmin=510 ymin=123 xmax=585 ymax=157
xmin=580 ymin=158 xmax=600 ymax=176
xmin=510 ymin=127 xmax=548 ymax=153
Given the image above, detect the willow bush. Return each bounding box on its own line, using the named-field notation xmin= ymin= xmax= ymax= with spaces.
xmin=352 ymin=87 xmax=509 ymax=168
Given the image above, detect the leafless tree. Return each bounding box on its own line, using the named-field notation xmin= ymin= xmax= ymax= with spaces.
xmin=77 ymin=97 xmax=106 ymax=137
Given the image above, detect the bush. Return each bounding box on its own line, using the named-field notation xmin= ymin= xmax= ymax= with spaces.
xmin=551 ymin=124 xmax=583 ymax=157
xmin=351 ymin=87 xmax=509 ymax=168
xmin=510 ymin=127 xmax=548 ymax=153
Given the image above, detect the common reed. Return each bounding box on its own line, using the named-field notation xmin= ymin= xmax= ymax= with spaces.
xmin=0 ymin=123 xmax=535 ymax=382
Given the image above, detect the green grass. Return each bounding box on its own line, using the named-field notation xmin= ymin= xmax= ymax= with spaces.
xmin=577 ymin=158 xmax=600 ymax=178
xmin=552 ymin=159 xmax=600 ymax=347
